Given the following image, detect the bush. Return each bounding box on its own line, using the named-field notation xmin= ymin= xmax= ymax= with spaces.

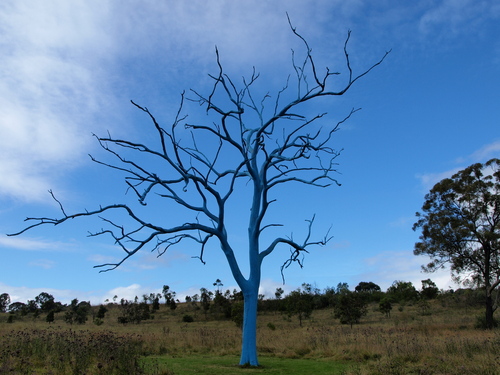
xmin=93 ymin=318 xmax=104 ymax=326
xmin=182 ymin=314 xmax=194 ymax=323
xmin=474 ymin=315 xmax=498 ymax=329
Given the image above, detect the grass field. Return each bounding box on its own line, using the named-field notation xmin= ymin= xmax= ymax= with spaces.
xmin=1 ymin=298 xmax=499 ymax=374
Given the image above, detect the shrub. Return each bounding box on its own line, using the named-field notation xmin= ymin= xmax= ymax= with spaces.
xmin=474 ymin=314 xmax=498 ymax=329
xmin=182 ymin=314 xmax=194 ymax=323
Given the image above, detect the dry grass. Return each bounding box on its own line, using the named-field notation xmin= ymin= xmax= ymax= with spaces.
xmin=1 ymin=300 xmax=499 ymax=374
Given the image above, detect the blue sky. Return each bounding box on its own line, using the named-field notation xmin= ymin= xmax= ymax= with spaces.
xmin=1 ymin=0 xmax=499 ymax=305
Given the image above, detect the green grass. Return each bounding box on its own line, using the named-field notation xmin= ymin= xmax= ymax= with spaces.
xmin=141 ymin=355 xmax=350 ymax=375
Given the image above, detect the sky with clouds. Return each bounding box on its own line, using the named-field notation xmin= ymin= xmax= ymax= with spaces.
xmin=1 ymin=0 xmax=499 ymax=305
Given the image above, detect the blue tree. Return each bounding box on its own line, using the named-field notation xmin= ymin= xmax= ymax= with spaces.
xmin=10 ymin=18 xmax=388 ymax=365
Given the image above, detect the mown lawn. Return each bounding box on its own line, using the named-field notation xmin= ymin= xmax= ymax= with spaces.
xmin=141 ymin=355 xmax=350 ymax=375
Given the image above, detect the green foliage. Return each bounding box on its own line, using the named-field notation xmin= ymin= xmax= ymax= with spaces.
xmin=379 ymin=297 xmax=392 ymax=318
xmin=35 ymin=292 xmax=56 ymax=312
xmin=182 ymin=314 xmax=194 ymax=323
xmin=386 ymin=280 xmax=419 ymax=303
xmin=212 ymin=290 xmax=232 ymax=319
xmin=45 ymin=310 xmax=55 ymax=323
xmin=0 ymin=293 xmax=10 ymax=312
xmin=421 ymin=279 xmax=439 ymax=299
xmin=355 ymin=281 xmax=381 ymax=293
xmin=117 ymin=299 xmax=151 ymax=324
xmin=275 ymin=287 xmax=284 ymax=300
xmin=355 ymin=281 xmax=383 ymax=302
xmin=96 ymin=304 xmax=108 ymax=319
xmin=231 ymin=301 xmax=244 ymax=328
xmin=333 ymin=291 xmax=368 ymax=327
xmin=285 ymin=286 xmax=315 ymax=326
xmin=414 ymin=158 xmax=500 ymax=329
xmin=474 ymin=314 xmax=498 ymax=329
xmin=64 ymin=299 xmax=90 ymax=324
xmin=200 ymin=287 xmax=213 ymax=318
xmin=7 ymin=302 xmax=26 ymax=315
xmin=162 ymin=285 xmax=177 ymax=308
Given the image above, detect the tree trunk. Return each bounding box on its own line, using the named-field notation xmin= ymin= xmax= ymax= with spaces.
xmin=486 ymin=291 xmax=495 ymax=329
xmin=239 ymin=289 xmax=259 ymax=366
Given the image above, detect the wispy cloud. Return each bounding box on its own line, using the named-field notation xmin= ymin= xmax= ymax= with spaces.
xmin=28 ymin=259 xmax=56 ymax=269
xmin=466 ymin=140 xmax=500 ymax=162
xmin=0 ymin=1 xmax=117 ymax=202
xmin=418 ymin=0 xmax=499 ymax=37
xmin=0 ymin=235 xmax=72 ymax=251
xmin=416 ymin=139 xmax=500 ymax=191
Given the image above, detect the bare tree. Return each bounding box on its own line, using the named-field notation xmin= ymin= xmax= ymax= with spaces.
xmin=10 ymin=18 xmax=388 ymax=365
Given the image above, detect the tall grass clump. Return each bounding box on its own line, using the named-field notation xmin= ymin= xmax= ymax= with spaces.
xmin=0 ymin=327 xmax=144 ymax=374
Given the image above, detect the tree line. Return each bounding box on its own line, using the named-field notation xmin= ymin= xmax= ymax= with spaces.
xmin=2 ymin=278 xmax=493 ymax=327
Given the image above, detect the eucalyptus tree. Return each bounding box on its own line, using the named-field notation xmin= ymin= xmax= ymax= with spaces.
xmin=10 ymin=18 xmax=388 ymax=365
xmin=413 ymin=158 xmax=500 ymax=329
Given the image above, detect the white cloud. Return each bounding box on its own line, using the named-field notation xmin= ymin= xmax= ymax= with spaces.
xmin=0 ymin=1 xmax=117 ymax=202
xmin=416 ymin=140 xmax=500 ymax=191
xmin=418 ymin=0 xmax=496 ymax=37
xmin=28 ymin=259 xmax=56 ymax=269
xmin=0 ymin=282 xmax=88 ymax=305
xmin=258 ymin=278 xmax=294 ymax=298
xmin=416 ymin=168 xmax=461 ymax=192
xmin=467 ymin=140 xmax=500 ymax=162
xmin=0 ymin=235 xmax=71 ymax=251
xmin=362 ymin=250 xmax=459 ymax=291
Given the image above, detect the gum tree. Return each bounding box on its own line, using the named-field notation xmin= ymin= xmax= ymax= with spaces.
xmin=10 ymin=19 xmax=388 ymax=365
xmin=413 ymin=158 xmax=500 ymax=329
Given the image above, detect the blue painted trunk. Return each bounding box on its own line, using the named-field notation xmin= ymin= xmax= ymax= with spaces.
xmin=239 ymin=289 xmax=259 ymax=366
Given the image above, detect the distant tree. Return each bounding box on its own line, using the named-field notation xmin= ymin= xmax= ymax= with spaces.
xmin=386 ymin=280 xmax=419 ymax=303
xmin=213 ymin=279 xmax=223 ymax=294
xmin=162 ymin=285 xmax=176 ymax=307
xmin=46 ymin=310 xmax=55 ymax=323
xmin=96 ymin=305 xmax=108 ymax=319
xmin=334 ymin=291 xmax=367 ymax=327
xmin=35 ymin=292 xmax=56 ymax=312
xmin=26 ymin=299 xmax=38 ymax=314
xmin=117 ymin=299 xmax=151 ymax=324
xmin=318 ymin=287 xmax=336 ymax=308
xmin=274 ymin=288 xmax=284 ymax=300
xmin=0 ymin=293 xmax=10 ymax=312
xmin=169 ymin=299 xmax=177 ymax=311
xmin=10 ymin=18 xmax=388 ymax=365
xmin=355 ymin=281 xmax=383 ymax=302
xmin=413 ymin=158 xmax=500 ymax=329
xmin=355 ymin=281 xmax=381 ymax=293
xmin=379 ymin=297 xmax=392 ymax=318
xmin=152 ymin=295 xmax=161 ymax=311
xmin=200 ymin=288 xmax=213 ymax=318
xmin=231 ymin=301 xmax=244 ymax=328
xmin=64 ymin=299 xmax=90 ymax=324
xmin=285 ymin=285 xmax=314 ymax=327
xmin=336 ymin=282 xmax=350 ymax=294
xmin=420 ymin=279 xmax=439 ymax=300
xmin=8 ymin=302 xmax=26 ymax=315
xmin=212 ymin=285 xmax=232 ymax=319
